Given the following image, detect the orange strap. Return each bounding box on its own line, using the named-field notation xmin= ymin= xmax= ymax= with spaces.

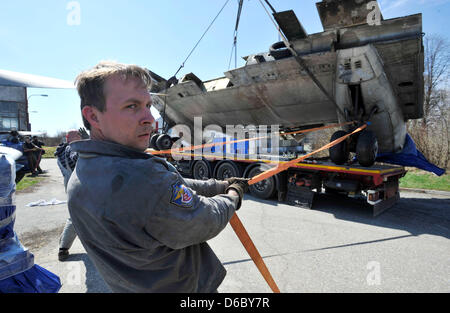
xmin=146 ymin=121 xmax=355 ymax=156
xmin=148 ymin=123 xmax=366 ymax=293
xmin=229 ymin=214 xmax=280 ymax=293
xmin=249 ymin=124 xmax=367 ymax=185
xmin=227 ymin=124 xmax=366 ymax=293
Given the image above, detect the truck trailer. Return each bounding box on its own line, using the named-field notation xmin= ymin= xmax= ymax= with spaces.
xmin=154 ymin=144 xmax=406 ymax=217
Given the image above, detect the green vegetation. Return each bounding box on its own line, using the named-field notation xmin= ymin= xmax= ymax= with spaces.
xmin=42 ymin=146 xmax=57 ymax=158
xmin=16 ymin=175 xmax=44 ymax=191
xmin=400 ymin=170 xmax=450 ymax=191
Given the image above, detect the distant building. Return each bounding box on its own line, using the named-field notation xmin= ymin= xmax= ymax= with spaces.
xmin=0 ymin=68 xmax=74 ymax=134
xmin=0 ymin=85 xmax=29 ymax=132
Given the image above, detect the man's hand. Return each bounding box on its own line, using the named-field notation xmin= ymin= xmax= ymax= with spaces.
xmin=225 ymin=179 xmax=250 ymax=210
xmin=225 ymin=177 xmax=250 ymax=187
xmin=227 ymin=189 xmax=239 ymax=198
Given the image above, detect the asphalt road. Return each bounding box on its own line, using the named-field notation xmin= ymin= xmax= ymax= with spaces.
xmin=12 ymin=158 xmax=450 ymax=293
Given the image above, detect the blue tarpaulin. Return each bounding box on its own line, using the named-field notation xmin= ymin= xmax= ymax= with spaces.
xmin=376 ymin=134 xmax=446 ymax=176
xmin=0 ymin=153 xmax=61 ymax=293
xmin=0 ymin=264 xmax=61 ymax=293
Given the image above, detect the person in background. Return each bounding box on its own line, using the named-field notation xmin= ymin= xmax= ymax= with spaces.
xmin=55 ymin=128 xmax=88 ymax=261
xmin=32 ymin=136 xmax=45 ymax=174
xmin=22 ymin=136 xmax=43 ymax=177
xmin=8 ymin=130 xmax=20 ymax=144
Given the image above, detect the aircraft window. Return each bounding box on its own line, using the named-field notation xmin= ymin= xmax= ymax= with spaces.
xmin=254 ymin=55 xmax=266 ymax=63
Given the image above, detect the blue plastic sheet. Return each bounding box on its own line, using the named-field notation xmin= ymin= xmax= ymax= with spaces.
xmin=376 ymin=134 xmax=446 ymax=176
xmin=0 ymin=155 xmax=15 ymax=205
xmin=0 ymin=150 xmax=62 ymax=293
xmin=0 ymin=205 xmax=15 ymax=241
xmin=0 ymin=264 xmax=61 ymax=293
xmin=0 ymin=234 xmax=34 ymax=281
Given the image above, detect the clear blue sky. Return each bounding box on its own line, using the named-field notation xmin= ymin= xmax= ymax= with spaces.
xmin=1 ymin=0 xmax=449 ymax=136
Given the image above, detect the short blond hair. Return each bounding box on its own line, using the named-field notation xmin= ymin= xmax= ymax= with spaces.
xmin=75 ymin=61 xmax=153 ymax=130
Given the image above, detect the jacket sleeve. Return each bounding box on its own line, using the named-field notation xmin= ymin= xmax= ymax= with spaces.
xmin=162 ymin=158 xmax=228 ymax=197
xmin=145 ymin=170 xmax=239 ymax=250
xmin=183 ymin=178 xmax=228 ymax=197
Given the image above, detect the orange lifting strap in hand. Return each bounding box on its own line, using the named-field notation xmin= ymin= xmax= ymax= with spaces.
xmin=229 ymin=214 xmax=281 ymax=293
xmin=229 ymin=123 xmax=367 ymax=293
xmin=148 ymin=123 xmax=367 ymax=293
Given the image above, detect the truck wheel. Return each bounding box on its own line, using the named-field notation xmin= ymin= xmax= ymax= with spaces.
xmin=247 ymin=166 xmax=276 ymax=199
xmin=156 ymin=134 xmax=173 ymax=151
xmin=215 ymin=161 xmax=241 ymax=180
xmin=329 ymin=130 xmax=349 ymax=165
xmin=150 ymin=134 xmax=160 ymax=150
xmin=192 ymin=160 xmax=212 ymax=180
xmin=356 ymin=130 xmax=378 ymax=167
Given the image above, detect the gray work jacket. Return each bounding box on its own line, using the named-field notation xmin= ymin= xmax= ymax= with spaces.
xmin=67 ymin=139 xmax=238 ymax=293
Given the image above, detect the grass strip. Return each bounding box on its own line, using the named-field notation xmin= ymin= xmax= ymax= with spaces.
xmin=16 ymin=175 xmax=44 ymax=191
xmin=399 ymin=170 xmax=450 ymax=192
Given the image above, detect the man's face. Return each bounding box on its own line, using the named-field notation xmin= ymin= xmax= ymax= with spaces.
xmin=94 ymin=75 xmax=155 ymax=151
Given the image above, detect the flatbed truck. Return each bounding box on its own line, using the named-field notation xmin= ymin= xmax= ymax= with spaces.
xmin=155 ymin=150 xmax=406 ymax=217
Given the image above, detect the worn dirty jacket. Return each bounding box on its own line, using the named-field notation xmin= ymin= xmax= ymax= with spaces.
xmin=67 ymin=139 xmax=239 ymax=293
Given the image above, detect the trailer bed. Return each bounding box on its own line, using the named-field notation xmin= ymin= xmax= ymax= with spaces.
xmin=152 ymin=150 xmax=406 ymax=216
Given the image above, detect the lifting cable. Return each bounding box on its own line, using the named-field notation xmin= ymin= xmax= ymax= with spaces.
xmin=173 ymin=0 xmax=232 ymax=78
xmin=228 ymin=0 xmax=244 ymax=69
xmin=161 ymin=0 xmax=232 ymax=132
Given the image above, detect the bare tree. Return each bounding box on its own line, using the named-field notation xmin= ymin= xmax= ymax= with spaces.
xmin=408 ymin=34 xmax=450 ymax=170
xmin=423 ymin=35 xmax=449 ymax=126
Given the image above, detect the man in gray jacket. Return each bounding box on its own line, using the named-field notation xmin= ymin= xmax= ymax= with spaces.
xmin=67 ymin=61 xmax=248 ymax=293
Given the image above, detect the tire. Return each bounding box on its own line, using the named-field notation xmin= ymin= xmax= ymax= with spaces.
xmin=156 ymin=134 xmax=173 ymax=151
xmin=269 ymin=41 xmax=292 ymax=59
xmin=247 ymin=166 xmax=276 ymax=199
xmin=215 ymin=161 xmax=242 ymax=181
xmin=356 ymin=130 xmax=378 ymax=167
xmin=150 ymin=134 xmax=160 ymax=150
xmin=329 ymin=130 xmax=349 ymax=165
xmin=192 ymin=160 xmax=212 ymax=180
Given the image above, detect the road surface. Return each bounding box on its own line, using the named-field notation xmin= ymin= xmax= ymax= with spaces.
xmin=12 ymin=158 xmax=450 ymax=293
